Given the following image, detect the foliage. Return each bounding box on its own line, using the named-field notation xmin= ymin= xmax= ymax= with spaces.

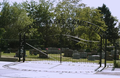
xmin=0 ymin=28 xmax=5 ymax=39
xmin=115 ymin=61 xmax=120 ymax=68
xmin=0 ymin=0 xmax=118 ymax=51
xmin=0 ymin=1 xmax=33 ymax=39
xmin=74 ymin=7 xmax=106 ymax=49
xmin=98 ymin=4 xmax=119 ymax=43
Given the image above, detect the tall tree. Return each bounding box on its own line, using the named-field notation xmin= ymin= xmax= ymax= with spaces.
xmin=22 ymin=0 xmax=59 ymax=47
xmin=75 ymin=7 xmax=106 ymax=49
xmin=0 ymin=1 xmax=33 ymax=39
xmin=98 ymin=4 xmax=119 ymax=43
xmin=55 ymin=0 xmax=106 ymax=49
xmin=0 ymin=2 xmax=5 ymax=39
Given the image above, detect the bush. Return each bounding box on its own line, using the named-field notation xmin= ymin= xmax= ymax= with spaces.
xmin=115 ymin=61 xmax=120 ymax=68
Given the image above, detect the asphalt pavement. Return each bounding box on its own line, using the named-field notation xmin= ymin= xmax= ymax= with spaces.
xmin=0 ymin=61 xmax=120 ymax=78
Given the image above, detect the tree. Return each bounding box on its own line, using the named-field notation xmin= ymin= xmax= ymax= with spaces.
xmin=55 ymin=0 xmax=86 ymax=35
xmin=22 ymin=0 xmax=59 ymax=47
xmin=0 ymin=2 xmax=5 ymax=39
xmin=74 ymin=7 xmax=106 ymax=49
xmin=0 ymin=1 xmax=33 ymax=39
xmin=98 ymin=4 xmax=119 ymax=43
xmin=54 ymin=0 xmax=107 ymax=49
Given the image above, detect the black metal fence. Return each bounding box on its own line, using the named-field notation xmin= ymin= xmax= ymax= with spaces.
xmin=23 ymin=42 xmax=100 ymax=64
xmin=0 ymin=39 xmax=19 ymax=61
xmin=0 ymin=34 xmax=120 ymax=72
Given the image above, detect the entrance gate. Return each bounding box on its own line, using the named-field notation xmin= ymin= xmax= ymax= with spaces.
xmin=0 ymin=19 xmax=115 ymax=71
xmin=17 ymin=19 xmax=110 ymax=71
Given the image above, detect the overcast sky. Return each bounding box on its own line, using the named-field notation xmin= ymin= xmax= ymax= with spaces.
xmin=0 ymin=0 xmax=120 ymax=24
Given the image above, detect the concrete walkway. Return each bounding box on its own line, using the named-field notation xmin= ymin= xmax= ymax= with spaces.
xmin=0 ymin=61 xmax=120 ymax=78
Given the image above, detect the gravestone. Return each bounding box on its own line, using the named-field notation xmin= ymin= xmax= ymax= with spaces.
xmin=72 ymin=50 xmax=80 ymax=59
xmin=110 ymin=50 xmax=119 ymax=60
xmin=102 ymin=53 xmax=105 ymax=59
xmin=98 ymin=52 xmax=105 ymax=59
xmin=106 ymin=55 xmax=113 ymax=60
xmin=87 ymin=55 xmax=100 ymax=61
xmin=29 ymin=49 xmax=39 ymax=55
xmin=64 ymin=49 xmax=73 ymax=57
xmin=39 ymin=51 xmax=48 ymax=58
xmin=112 ymin=54 xmax=119 ymax=60
xmin=92 ymin=55 xmax=100 ymax=60
xmin=14 ymin=49 xmax=23 ymax=58
xmin=47 ymin=47 xmax=60 ymax=54
xmin=106 ymin=51 xmax=113 ymax=60
xmin=87 ymin=55 xmax=95 ymax=61
xmin=111 ymin=50 xmax=119 ymax=55
xmin=61 ymin=48 xmax=69 ymax=53
xmin=80 ymin=52 xmax=87 ymax=58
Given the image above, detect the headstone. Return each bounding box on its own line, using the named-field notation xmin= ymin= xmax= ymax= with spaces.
xmin=72 ymin=50 xmax=80 ymax=59
xmin=14 ymin=50 xmax=23 ymax=58
xmin=110 ymin=50 xmax=120 ymax=60
xmin=92 ymin=55 xmax=100 ymax=60
xmin=87 ymin=55 xmax=95 ymax=61
xmin=99 ymin=52 xmax=105 ymax=59
xmin=113 ymin=54 xmax=119 ymax=60
xmin=111 ymin=50 xmax=119 ymax=55
xmin=106 ymin=55 xmax=113 ymax=60
xmin=102 ymin=53 xmax=105 ymax=59
xmin=64 ymin=49 xmax=73 ymax=57
xmin=80 ymin=52 xmax=87 ymax=58
xmin=29 ymin=49 xmax=39 ymax=55
xmin=61 ymin=48 xmax=69 ymax=53
xmin=47 ymin=47 xmax=60 ymax=54
xmin=39 ymin=51 xmax=48 ymax=58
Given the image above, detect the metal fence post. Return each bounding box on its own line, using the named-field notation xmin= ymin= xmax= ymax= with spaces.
xmin=60 ymin=50 xmax=62 ymax=63
xmin=0 ymin=39 xmax=1 ymax=58
xmin=23 ymin=33 xmax=26 ymax=62
xmin=19 ymin=33 xmax=21 ymax=62
xmin=59 ymin=33 xmax=62 ymax=63
xmin=104 ymin=38 xmax=107 ymax=67
xmin=114 ymin=43 xmax=117 ymax=68
xmin=100 ymin=37 xmax=102 ymax=67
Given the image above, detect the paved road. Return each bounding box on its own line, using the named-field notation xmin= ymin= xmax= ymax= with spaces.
xmin=0 ymin=61 xmax=120 ymax=78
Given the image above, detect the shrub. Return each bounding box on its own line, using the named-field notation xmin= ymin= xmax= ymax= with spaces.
xmin=115 ymin=61 xmax=120 ymax=68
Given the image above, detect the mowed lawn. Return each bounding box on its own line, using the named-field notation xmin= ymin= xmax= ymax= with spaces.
xmin=1 ymin=51 xmax=119 ymax=64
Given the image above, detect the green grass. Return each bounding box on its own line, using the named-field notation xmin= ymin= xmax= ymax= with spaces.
xmin=115 ymin=61 xmax=120 ymax=68
xmin=0 ymin=51 xmax=119 ymax=64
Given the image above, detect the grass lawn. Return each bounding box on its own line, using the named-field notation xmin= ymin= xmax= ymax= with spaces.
xmin=1 ymin=51 xmax=119 ymax=64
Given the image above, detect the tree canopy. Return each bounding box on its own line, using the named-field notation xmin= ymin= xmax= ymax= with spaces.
xmin=98 ymin=4 xmax=119 ymax=44
xmin=0 ymin=0 xmax=119 ymax=50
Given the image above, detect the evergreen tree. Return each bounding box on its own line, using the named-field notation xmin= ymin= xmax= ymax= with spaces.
xmin=98 ymin=4 xmax=119 ymax=43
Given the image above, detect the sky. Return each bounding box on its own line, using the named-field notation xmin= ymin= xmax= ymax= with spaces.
xmin=0 ymin=0 xmax=120 ymax=25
